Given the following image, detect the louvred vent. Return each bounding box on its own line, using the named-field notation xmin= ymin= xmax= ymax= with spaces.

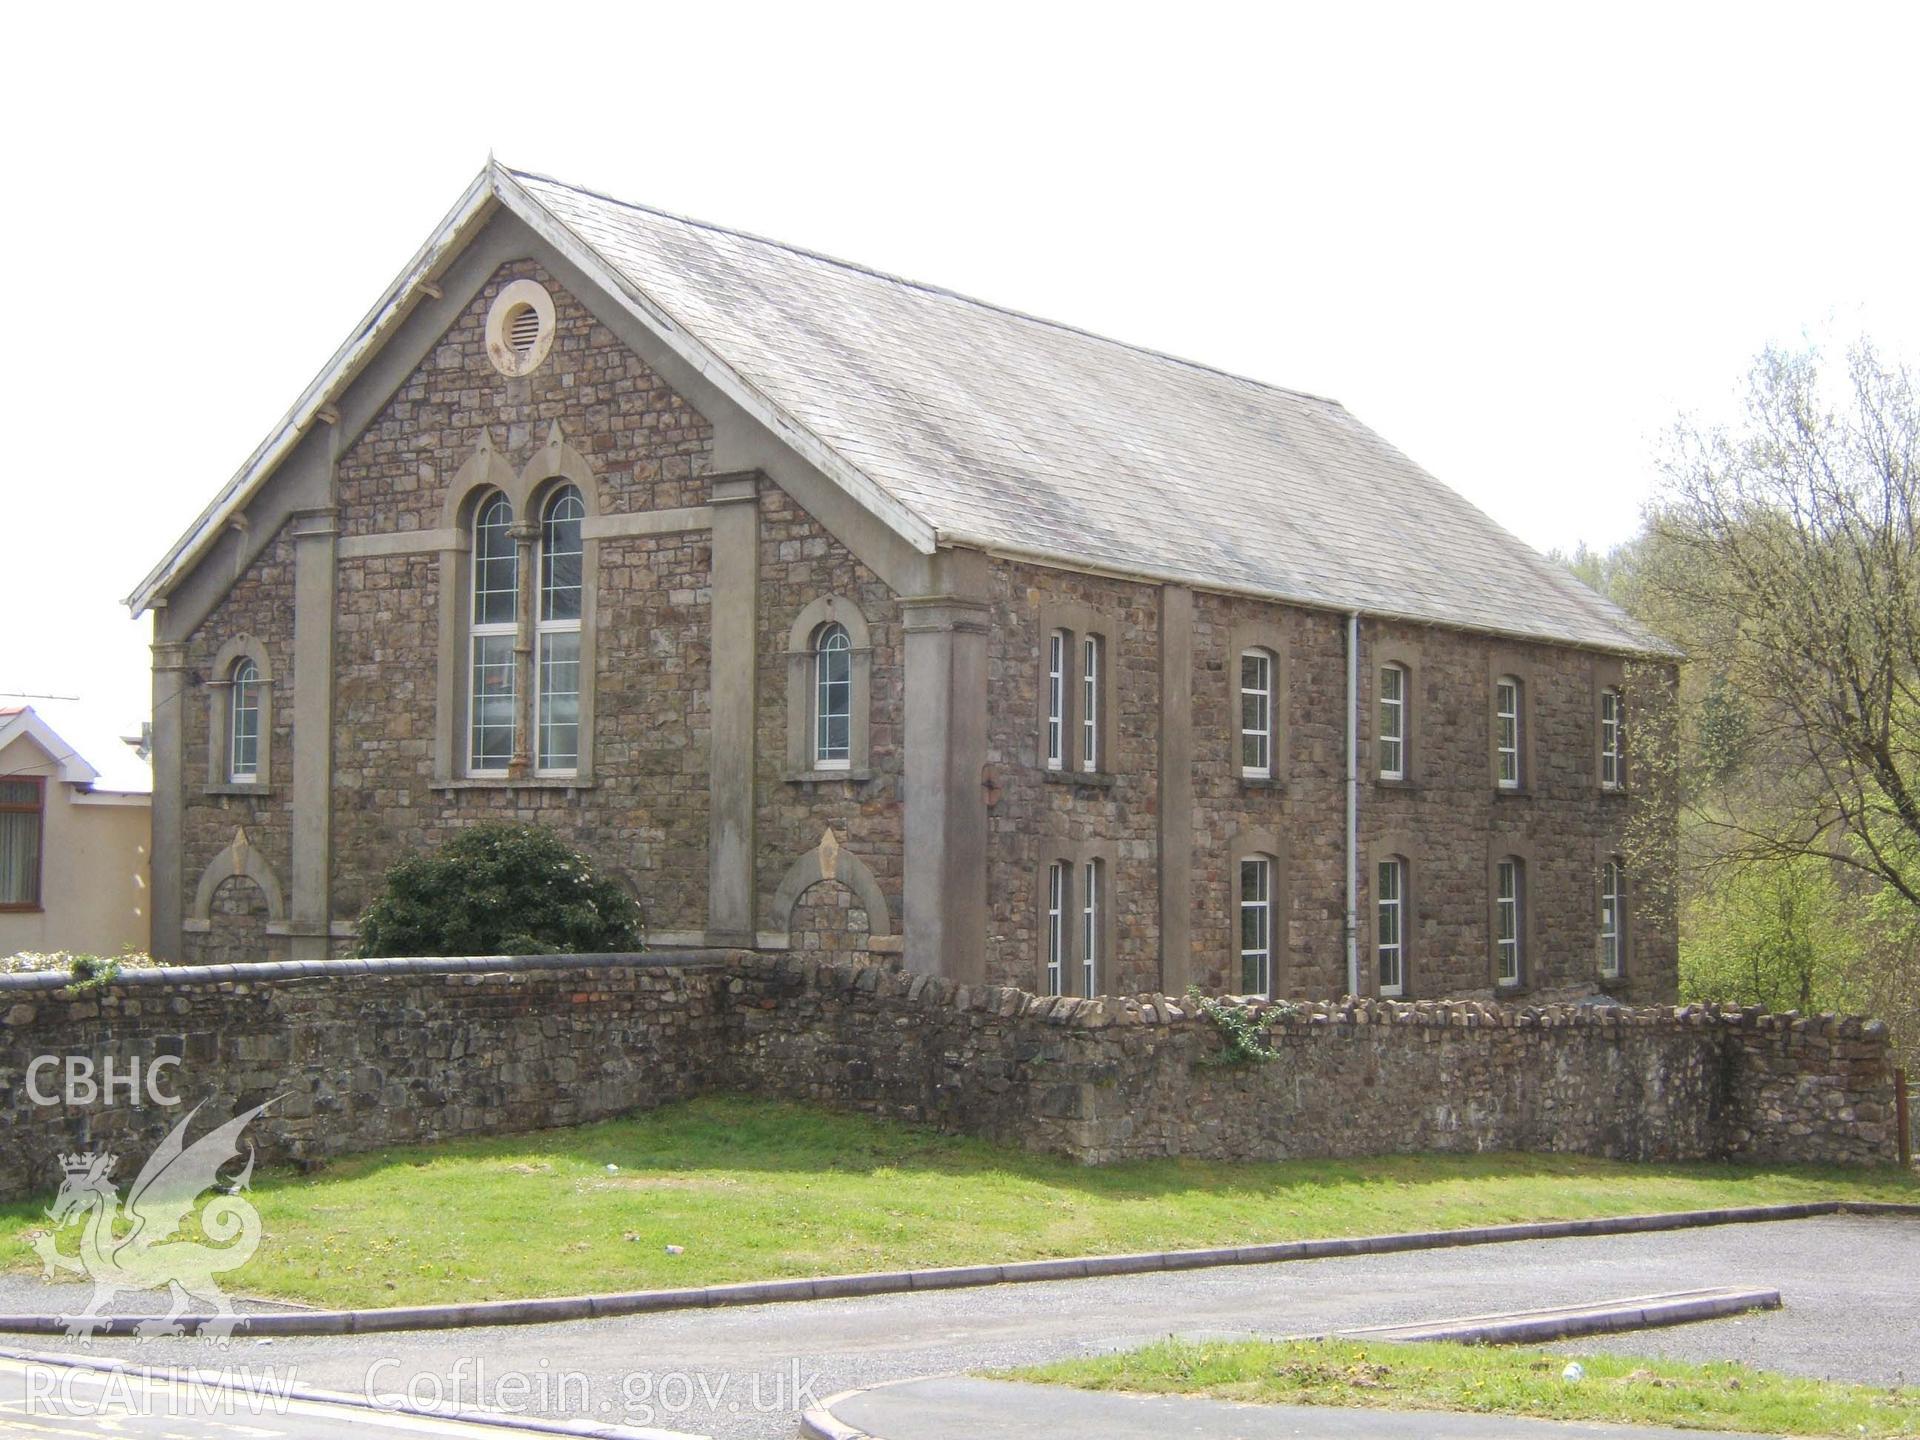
xmin=508 ymin=305 xmax=542 ymax=356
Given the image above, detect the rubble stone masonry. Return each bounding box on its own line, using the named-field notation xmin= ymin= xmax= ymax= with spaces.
xmin=0 ymin=953 xmax=1894 ymax=1203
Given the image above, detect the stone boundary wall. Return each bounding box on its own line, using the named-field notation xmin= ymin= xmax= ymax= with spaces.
xmin=0 ymin=953 xmax=1897 ymax=1201
xmin=0 ymin=954 xmax=734 ymax=1203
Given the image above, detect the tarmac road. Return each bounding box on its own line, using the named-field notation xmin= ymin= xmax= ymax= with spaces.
xmin=2 ymin=1214 xmax=1912 ymax=1440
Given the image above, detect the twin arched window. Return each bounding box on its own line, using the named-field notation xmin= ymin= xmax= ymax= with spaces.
xmin=466 ymin=485 xmax=585 ymax=776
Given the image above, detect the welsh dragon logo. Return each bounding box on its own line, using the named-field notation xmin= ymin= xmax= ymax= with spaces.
xmin=33 ymin=1101 xmax=274 ymax=1341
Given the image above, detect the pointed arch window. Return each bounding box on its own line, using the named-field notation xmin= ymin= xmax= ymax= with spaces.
xmin=536 ymin=486 xmax=584 ymax=775
xmin=469 ymin=490 xmax=518 ymax=775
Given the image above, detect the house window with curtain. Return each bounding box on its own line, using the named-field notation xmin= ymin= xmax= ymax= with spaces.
xmin=1240 ymin=649 xmax=1272 ymax=779
xmin=537 ymin=486 xmax=584 ymax=775
xmin=228 ymin=658 xmax=261 ymax=783
xmin=469 ymin=490 xmax=518 ymax=775
xmin=814 ymin=623 xmax=853 ymax=769
xmin=1377 ymin=857 xmax=1405 ymax=997
xmin=0 ymin=778 xmax=43 ymax=910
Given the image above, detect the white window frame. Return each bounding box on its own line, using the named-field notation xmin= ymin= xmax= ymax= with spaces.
xmin=1377 ymin=858 xmax=1404 ymax=997
xmin=813 ymin=623 xmax=853 ymax=772
xmin=1600 ymin=858 xmax=1623 ymax=978
xmin=1600 ymin=688 xmax=1623 ymax=790
xmin=1081 ymin=859 xmax=1100 ymax=997
xmin=1240 ymin=649 xmax=1272 ymax=780
xmin=1379 ymin=664 xmax=1406 ymax=781
xmin=1045 ymin=860 xmax=1067 ymax=995
xmin=1081 ymin=634 xmax=1101 ymax=772
xmin=228 ymin=658 xmax=261 ymax=784
xmin=1496 ymin=677 xmax=1521 ymax=790
xmin=1496 ymin=858 xmax=1522 ymax=985
xmin=1239 ymin=856 xmax=1272 ymax=996
xmin=468 ymin=491 xmax=519 ymax=777
xmin=535 ymin=486 xmax=584 ymax=777
xmin=1046 ymin=630 xmax=1066 ymax=771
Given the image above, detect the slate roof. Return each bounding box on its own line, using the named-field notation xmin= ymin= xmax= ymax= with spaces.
xmin=133 ymin=163 xmax=1667 ymax=655
xmin=514 ymin=170 xmax=1667 ymax=655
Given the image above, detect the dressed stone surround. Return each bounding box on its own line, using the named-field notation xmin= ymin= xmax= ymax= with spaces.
xmin=0 ymin=952 xmax=1896 ymax=1201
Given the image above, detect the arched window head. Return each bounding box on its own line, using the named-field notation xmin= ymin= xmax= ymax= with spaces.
xmin=1239 ymin=855 xmax=1274 ymax=996
xmin=1240 ymin=648 xmax=1274 ymax=779
xmin=814 ymin=622 xmax=852 ymax=769
xmin=541 ymin=486 xmax=584 ymax=623
xmin=536 ymin=485 xmax=584 ymax=774
xmin=469 ymin=490 xmax=518 ymax=774
xmin=228 ymin=658 xmax=260 ymax=783
xmin=1600 ymin=858 xmax=1625 ymax=977
xmin=1495 ymin=856 xmax=1524 ymax=985
xmin=1376 ymin=856 xmax=1405 ymax=996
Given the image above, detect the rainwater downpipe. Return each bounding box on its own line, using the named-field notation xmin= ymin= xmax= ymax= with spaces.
xmin=1346 ymin=610 xmax=1361 ymax=997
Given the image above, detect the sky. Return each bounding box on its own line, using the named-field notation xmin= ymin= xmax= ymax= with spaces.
xmin=3 ymin=1 xmax=1917 ymax=740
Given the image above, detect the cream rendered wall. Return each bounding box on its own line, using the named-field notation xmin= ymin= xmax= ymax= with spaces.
xmin=0 ymin=732 xmax=150 ymax=957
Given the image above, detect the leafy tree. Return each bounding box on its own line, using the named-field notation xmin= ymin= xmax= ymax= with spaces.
xmin=1645 ymin=340 xmax=1920 ymax=910
xmin=356 ymin=823 xmax=644 ymax=958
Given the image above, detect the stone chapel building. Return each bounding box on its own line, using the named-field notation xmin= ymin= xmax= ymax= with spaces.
xmin=131 ymin=162 xmax=1680 ymax=1003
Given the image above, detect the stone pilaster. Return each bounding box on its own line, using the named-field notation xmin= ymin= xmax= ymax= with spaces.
xmin=706 ymin=472 xmax=761 ymax=945
xmin=288 ymin=508 xmax=338 ymax=959
xmin=148 ymin=633 xmax=188 ymax=961
xmin=902 ymin=554 xmax=991 ymax=982
xmin=1158 ymin=584 xmax=1194 ymax=991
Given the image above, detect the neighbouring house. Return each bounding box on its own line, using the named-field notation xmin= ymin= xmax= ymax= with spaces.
xmin=0 ymin=703 xmax=151 ymax=957
xmin=128 ymin=162 xmax=1679 ymax=1001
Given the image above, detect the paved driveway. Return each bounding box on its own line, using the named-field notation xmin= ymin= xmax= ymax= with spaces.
xmin=2 ymin=1214 xmax=1912 ymax=1440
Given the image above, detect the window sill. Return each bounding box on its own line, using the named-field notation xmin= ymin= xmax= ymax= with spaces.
xmin=1238 ymin=774 xmax=1286 ymax=792
xmin=1374 ymin=777 xmax=1417 ymax=792
xmin=0 ymin=903 xmax=44 ymax=914
xmin=204 ymin=784 xmax=275 ymax=798
xmin=786 ymin=768 xmax=874 ymax=784
xmin=1493 ymin=785 xmax=1533 ymax=799
xmin=1043 ymin=769 xmax=1115 ymax=790
xmin=1599 ymin=785 xmax=1630 ymax=797
xmin=432 ymin=777 xmax=597 ymax=793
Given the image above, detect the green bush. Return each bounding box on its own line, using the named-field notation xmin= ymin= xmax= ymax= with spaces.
xmin=356 ymin=823 xmax=644 ymax=958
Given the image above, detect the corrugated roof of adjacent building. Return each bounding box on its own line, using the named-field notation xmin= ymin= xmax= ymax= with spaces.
xmin=514 ymin=170 xmax=1670 ymax=655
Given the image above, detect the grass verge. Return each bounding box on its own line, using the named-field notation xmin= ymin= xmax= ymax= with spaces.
xmin=3 ymin=1095 xmax=1914 ymax=1309
xmin=1005 ymin=1337 xmax=1920 ymax=1436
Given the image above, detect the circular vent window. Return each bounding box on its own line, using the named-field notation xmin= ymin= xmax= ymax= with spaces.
xmin=485 ymin=280 xmax=556 ymax=377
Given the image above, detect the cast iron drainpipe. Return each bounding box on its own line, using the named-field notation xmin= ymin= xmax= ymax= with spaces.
xmin=1346 ymin=610 xmax=1360 ymax=997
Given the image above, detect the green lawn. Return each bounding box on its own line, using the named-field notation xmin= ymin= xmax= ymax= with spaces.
xmin=1007 ymin=1337 xmax=1920 ymax=1437
xmin=5 ymin=1096 xmax=1914 ymax=1309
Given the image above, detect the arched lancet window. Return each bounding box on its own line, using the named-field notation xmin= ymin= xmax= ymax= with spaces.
xmin=537 ymin=486 xmax=584 ymax=774
xmin=469 ymin=491 xmax=518 ymax=774
xmin=814 ymin=622 xmax=852 ymax=769
xmin=229 ymin=658 xmax=260 ymax=783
